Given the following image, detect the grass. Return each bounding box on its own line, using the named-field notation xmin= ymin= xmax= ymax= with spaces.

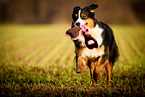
xmin=0 ymin=24 xmax=145 ymax=96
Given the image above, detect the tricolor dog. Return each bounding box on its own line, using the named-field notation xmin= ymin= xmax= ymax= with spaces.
xmin=66 ymin=4 xmax=119 ymax=85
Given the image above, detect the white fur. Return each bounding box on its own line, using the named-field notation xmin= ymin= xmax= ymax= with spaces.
xmin=77 ymin=34 xmax=86 ymax=47
xmin=75 ymin=10 xmax=85 ymax=26
xmin=89 ymin=24 xmax=104 ymax=48
xmin=76 ymin=24 xmax=104 ymax=58
xmin=76 ymin=46 xmax=105 ymax=58
xmin=77 ymin=24 xmax=104 ymax=48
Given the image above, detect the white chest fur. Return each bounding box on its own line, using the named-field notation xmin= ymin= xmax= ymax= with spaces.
xmin=76 ymin=45 xmax=105 ymax=59
xmin=77 ymin=24 xmax=104 ymax=48
xmin=76 ymin=24 xmax=104 ymax=59
xmin=89 ymin=25 xmax=104 ymax=47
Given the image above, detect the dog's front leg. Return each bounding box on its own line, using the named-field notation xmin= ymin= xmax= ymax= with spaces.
xmin=88 ymin=60 xmax=97 ymax=83
xmin=76 ymin=57 xmax=87 ymax=73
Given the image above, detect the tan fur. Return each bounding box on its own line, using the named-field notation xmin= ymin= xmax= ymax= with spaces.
xmin=75 ymin=14 xmax=77 ymax=18
xmin=84 ymin=18 xmax=94 ymax=28
xmin=81 ymin=13 xmax=87 ymax=19
xmin=75 ymin=45 xmax=114 ymax=85
xmin=76 ymin=57 xmax=87 ymax=73
xmin=75 ymin=45 xmax=105 ymax=83
xmin=106 ymin=59 xmax=113 ymax=85
xmin=88 ymin=61 xmax=96 ymax=83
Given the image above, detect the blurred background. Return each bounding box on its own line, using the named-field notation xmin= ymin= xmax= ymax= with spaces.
xmin=0 ymin=0 xmax=145 ymax=24
xmin=0 ymin=1 xmax=145 ymax=96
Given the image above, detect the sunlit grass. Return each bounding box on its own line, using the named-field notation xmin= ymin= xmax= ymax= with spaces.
xmin=0 ymin=24 xmax=145 ymax=96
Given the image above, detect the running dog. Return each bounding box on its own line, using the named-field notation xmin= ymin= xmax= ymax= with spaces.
xmin=67 ymin=4 xmax=119 ymax=85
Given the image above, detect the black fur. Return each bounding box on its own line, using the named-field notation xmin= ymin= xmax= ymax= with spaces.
xmin=72 ymin=6 xmax=81 ymax=23
xmin=99 ymin=22 xmax=119 ymax=64
xmin=88 ymin=4 xmax=98 ymax=10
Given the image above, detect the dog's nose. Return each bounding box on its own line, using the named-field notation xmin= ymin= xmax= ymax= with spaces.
xmin=76 ymin=22 xmax=80 ymax=26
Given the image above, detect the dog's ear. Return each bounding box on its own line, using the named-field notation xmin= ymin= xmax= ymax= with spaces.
xmin=88 ymin=4 xmax=98 ymax=12
xmin=73 ymin=6 xmax=81 ymax=14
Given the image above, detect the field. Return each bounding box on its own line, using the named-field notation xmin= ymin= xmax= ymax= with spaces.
xmin=0 ymin=24 xmax=145 ymax=96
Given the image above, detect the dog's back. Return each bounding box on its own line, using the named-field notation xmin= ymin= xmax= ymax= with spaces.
xmin=100 ymin=22 xmax=119 ymax=65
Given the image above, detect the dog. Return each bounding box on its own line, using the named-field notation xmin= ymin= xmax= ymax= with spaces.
xmin=71 ymin=4 xmax=119 ymax=85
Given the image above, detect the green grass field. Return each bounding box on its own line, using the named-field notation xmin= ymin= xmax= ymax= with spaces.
xmin=0 ymin=24 xmax=145 ymax=96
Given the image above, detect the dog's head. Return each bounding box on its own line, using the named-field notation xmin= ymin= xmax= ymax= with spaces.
xmin=72 ymin=4 xmax=98 ymax=28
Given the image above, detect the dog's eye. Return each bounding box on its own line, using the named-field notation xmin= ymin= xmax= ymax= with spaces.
xmin=81 ymin=13 xmax=87 ymax=19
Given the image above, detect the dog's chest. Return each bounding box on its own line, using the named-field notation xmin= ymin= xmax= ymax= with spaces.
xmin=76 ymin=45 xmax=105 ymax=59
xmin=75 ymin=24 xmax=105 ymax=58
xmin=77 ymin=24 xmax=104 ymax=48
xmin=89 ymin=25 xmax=104 ymax=47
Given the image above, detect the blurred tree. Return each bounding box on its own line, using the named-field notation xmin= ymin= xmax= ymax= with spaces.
xmin=131 ymin=0 xmax=145 ymax=23
xmin=0 ymin=0 xmax=144 ymax=24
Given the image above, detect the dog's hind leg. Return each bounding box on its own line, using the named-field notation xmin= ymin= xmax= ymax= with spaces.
xmin=93 ymin=57 xmax=102 ymax=83
xmin=106 ymin=59 xmax=113 ymax=85
xmin=88 ymin=60 xmax=102 ymax=83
